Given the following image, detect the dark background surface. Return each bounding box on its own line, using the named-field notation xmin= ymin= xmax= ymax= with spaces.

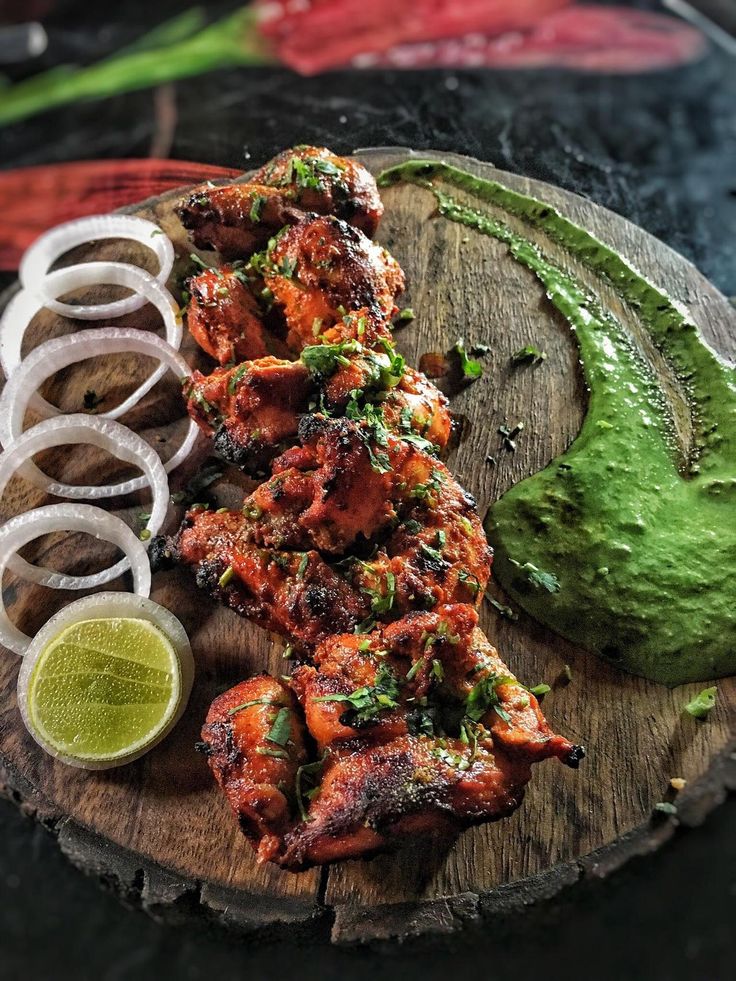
xmin=1 ymin=2 xmax=735 ymax=978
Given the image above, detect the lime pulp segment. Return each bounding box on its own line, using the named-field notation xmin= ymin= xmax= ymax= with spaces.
xmin=26 ymin=617 xmax=181 ymax=761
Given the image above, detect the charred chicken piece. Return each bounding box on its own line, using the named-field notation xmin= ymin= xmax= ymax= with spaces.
xmin=262 ymin=215 xmax=404 ymax=351
xmin=185 ymin=266 xmax=284 ymax=365
xmin=252 ymin=145 xmax=384 ymax=237
xmin=182 ymin=348 xmax=451 ymax=475
xmin=152 ymin=417 xmax=489 ymax=649
xmin=199 ymin=605 xmax=583 ymax=869
xmin=200 ymin=675 xmax=309 ymax=864
xmin=177 ymin=146 xmax=382 ymax=259
xmin=183 ymin=358 xmax=314 ymax=476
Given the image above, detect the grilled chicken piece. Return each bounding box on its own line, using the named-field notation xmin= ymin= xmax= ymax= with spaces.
xmin=252 ymin=145 xmax=383 ymax=238
xmin=177 ymin=146 xmax=382 ymax=259
xmin=263 ymin=215 xmax=404 ymax=351
xmin=182 ymin=350 xmax=452 ymax=475
xmin=199 ymin=604 xmax=583 ymax=869
xmin=151 ymin=417 xmax=489 ymax=649
xmin=185 ymin=266 xmax=282 ymax=365
xmin=200 ymin=675 xmax=309 ymax=864
xmin=183 ymin=357 xmax=314 ymax=476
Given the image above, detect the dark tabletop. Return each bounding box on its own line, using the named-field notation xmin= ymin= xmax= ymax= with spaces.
xmin=1 ymin=2 xmax=735 ymax=978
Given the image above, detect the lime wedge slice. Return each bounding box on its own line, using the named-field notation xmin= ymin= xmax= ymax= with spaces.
xmin=25 ymin=617 xmax=181 ymax=763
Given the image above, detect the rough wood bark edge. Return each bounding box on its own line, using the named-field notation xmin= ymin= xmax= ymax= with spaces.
xmin=3 ymin=738 xmax=733 ymax=945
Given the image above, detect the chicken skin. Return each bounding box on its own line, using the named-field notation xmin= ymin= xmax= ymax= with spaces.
xmin=263 ymin=215 xmax=404 ymax=352
xmin=177 ymin=146 xmax=383 ymax=259
xmin=182 ymin=345 xmax=451 ymax=475
xmin=185 ymin=266 xmax=284 ymax=365
xmin=200 ymin=675 xmax=309 ymax=863
xmin=151 ymin=416 xmax=490 ymax=650
xmin=199 ymin=605 xmax=583 ymax=869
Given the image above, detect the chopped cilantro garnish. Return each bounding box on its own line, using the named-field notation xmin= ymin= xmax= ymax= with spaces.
xmin=295 ymin=756 xmax=325 ymax=821
xmin=249 ymin=193 xmax=266 ymax=223
xmin=297 ymin=553 xmax=309 ymax=578
xmin=653 ymin=801 xmax=678 ymax=816
xmin=517 ymin=562 xmax=560 ymax=593
xmin=512 ymin=344 xmax=547 ymax=366
xmin=314 ymin=663 xmax=400 ymax=726
xmin=301 ymin=340 xmax=360 ymax=380
xmin=465 ymin=674 xmax=515 ymax=724
xmin=266 ymin=707 xmax=291 ymax=747
xmin=528 ymin=683 xmax=551 ymax=697
xmin=396 ymin=308 xmax=415 ymax=324
xmin=683 ymin=686 xmax=717 ymax=720
xmin=227 ymin=697 xmax=278 ymax=716
xmin=458 ymin=569 xmax=480 ymax=597
xmin=454 ymin=338 xmax=483 ymax=380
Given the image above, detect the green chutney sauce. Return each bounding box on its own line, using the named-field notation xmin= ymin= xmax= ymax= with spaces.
xmin=379 ymin=160 xmax=736 ymax=686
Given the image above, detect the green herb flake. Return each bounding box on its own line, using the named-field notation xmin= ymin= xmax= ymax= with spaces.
xmin=313 ymin=663 xmax=400 ymax=725
xmin=256 ymin=747 xmax=289 ymax=760
xmin=297 ymin=553 xmax=309 ymax=579
xmin=266 ymin=707 xmax=291 ymax=747
xmin=512 ymin=344 xmax=547 ymax=366
xmin=295 ymin=757 xmax=325 ymax=821
xmin=249 ymin=193 xmax=266 ymax=223
xmin=227 ymin=697 xmax=278 ymax=717
xmin=218 ymin=565 xmax=235 ymax=588
xmin=683 ymin=686 xmax=717 ymax=720
xmin=396 ymin=308 xmax=415 ymax=324
xmin=518 ymin=562 xmax=560 ymax=593
xmin=653 ymin=801 xmax=678 ymax=815
xmin=454 ymin=338 xmax=483 ymax=380
xmin=529 ymin=683 xmax=551 ymax=697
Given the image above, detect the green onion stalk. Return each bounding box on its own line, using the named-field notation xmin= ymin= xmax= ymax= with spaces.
xmin=0 ymin=6 xmax=273 ymax=128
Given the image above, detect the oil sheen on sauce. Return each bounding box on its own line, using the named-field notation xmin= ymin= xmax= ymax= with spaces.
xmin=379 ymin=160 xmax=736 ymax=686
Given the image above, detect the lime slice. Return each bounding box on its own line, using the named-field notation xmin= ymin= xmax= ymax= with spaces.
xmin=25 ymin=617 xmax=181 ymax=763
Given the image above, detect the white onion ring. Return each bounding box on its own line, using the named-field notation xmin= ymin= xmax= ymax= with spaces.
xmin=0 ymin=262 xmax=182 ymax=417
xmin=0 ymin=415 xmax=169 ymax=589
xmin=16 ymin=592 xmax=194 ymax=769
xmin=0 ymin=504 xmax=151 ymax=656
xmin=19 ymin=215 xmax=174 ymax=320
xmin=0 ymin=327 xmax=199 ymax=479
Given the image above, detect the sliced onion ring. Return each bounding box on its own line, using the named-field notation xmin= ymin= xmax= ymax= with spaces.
xmin=0 ymin=504 xmax=151 ymax=656
xmin=16 ymin=592 xmax=194 ymax=769
xmin=0 ymin=327 xmax=199 ymax=479
xmin=0 ymin=415 xmax=169 ymax=589
xmin=0 ymin=262 xmax=182 ymax=417
xmin=19 ymin=215 xmax=174 ymax=320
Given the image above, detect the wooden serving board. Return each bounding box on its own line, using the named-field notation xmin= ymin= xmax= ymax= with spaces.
xmin=1 ymin=149 xmax=734 ymax=945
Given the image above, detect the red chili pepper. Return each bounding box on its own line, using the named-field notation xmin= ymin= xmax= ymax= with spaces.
xmin=0 ymin=159 xmax=240 ymax=271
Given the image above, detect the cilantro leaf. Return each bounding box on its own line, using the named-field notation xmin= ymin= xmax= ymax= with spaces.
xmin=683 ymin=686 xmax=717 ymax=720
xmin=454 ymin=338 xmax=483 ymax=380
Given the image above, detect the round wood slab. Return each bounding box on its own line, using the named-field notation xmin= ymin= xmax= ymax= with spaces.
xmin=1 ymin=149 xmax=734 ymax=945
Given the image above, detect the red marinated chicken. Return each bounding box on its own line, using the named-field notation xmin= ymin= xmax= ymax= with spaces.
xmin=151 ymin=416 xmax=490 ymax=649
xmin=169 ymin=144 xmax=582 ymax=870
xmin=263 ymin=215 xmax=404 ymax=352
xmin=185 ymin=265 xmax=284 ymax=365
xmin=177 ymin=146 xmax=383 ymax=259
xmin=182 ymin=345 xmax=451 ymax=474
xmin=200 ymin=605 xmax=583 ymax=869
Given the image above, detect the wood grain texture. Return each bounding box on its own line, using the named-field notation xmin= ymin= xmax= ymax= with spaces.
xmin=0 ymin=149 xmax=734 ymax=945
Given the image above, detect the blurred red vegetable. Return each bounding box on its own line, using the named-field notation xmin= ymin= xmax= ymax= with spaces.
xmin=357 ymin=6 xmax=707 ymax=71
xmin=255 ymin=0 xmax=574 ymax=74
xmin=0 ymin=159 xmax=239 ymax=270
xmin=257 ymin=1 xmax=705 ymax=73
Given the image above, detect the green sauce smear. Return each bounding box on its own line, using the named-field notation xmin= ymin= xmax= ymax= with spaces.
xmin=379 ymin=160 xmax=736 ymax=686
